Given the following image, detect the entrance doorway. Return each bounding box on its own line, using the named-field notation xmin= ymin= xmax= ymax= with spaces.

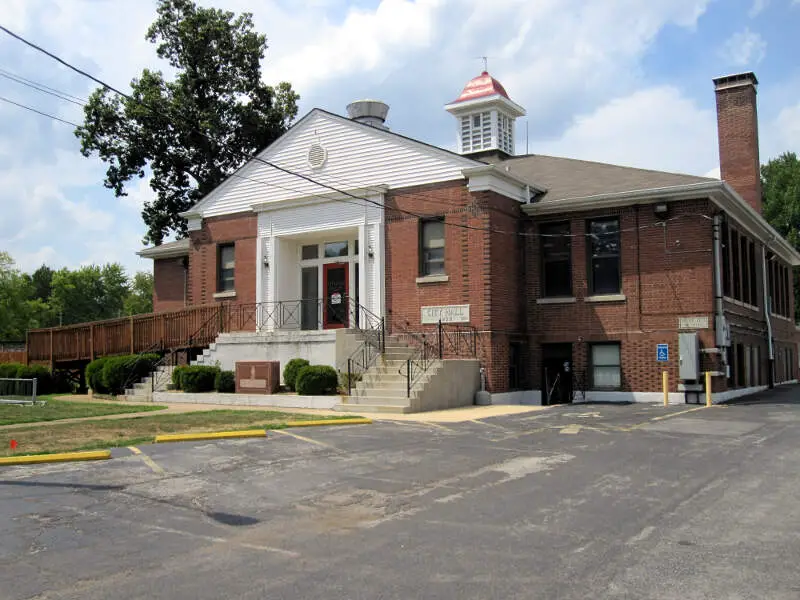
xmin=542 ymin=343 xmax=573 ymax=405
xmin=323 ymin=263 xmax=349 ymax=329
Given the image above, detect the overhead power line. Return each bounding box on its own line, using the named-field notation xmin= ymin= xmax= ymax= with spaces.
xmin=0 ymin=94 xmax=79 ymax=127
xmin=0 ymin=67 xmax=87 ymax=105
xmin=0 ymin=23 xmax=709 ymax=240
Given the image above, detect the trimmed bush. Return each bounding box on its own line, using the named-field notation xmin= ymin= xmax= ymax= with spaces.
xmin=338 ymin=370 xmax=363 ymax=394
xmin=0 ymin=362 xmax=25 ymax=379
xmin=171 ymin=365 xmax=190 ymax=390
xmin=181 ymin=366 xmax=220 ymax=393
xmin=85 ymin=357 xmax=110 ymax=394
xmin=283 ymin=358 xmax=310 ymax=392
xmin=295 ymin=365 xmax=339 ymax=396
xmin=16 ymin=364 xmax=54 ymax=394
xmin=100 ymin=353 xmax=160 ymax=396
xmin=215 ymin=370 xmax=236 ymax=393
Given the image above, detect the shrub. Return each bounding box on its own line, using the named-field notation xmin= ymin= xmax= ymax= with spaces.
xmin=181 ymin=366 xmax=220 ymax=393
xmin=85 ymin=357 xmax=110 ymax=394
xmin=0 ymin=362 xmax=25 ymax=379
xmin=215 ymin=370 xmax=236 ymax=393
xmin=171 ymin=365 xmax=190 ymax=390
xmin=100 ymin=353 xmax=160 ymax=396
xmin=16 ymin=364 xmax=54 ymax=394
xmin=295 ymin=365 xmax=339 ymax=396
xmin=338 ymin=370 xmax=363 ymax=393
xmin=283 ymin=358 xmax=310 ymax=391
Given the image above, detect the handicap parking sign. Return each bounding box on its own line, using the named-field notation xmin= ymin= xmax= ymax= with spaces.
xmin=656 ymin=343 xmax=669 ymax=362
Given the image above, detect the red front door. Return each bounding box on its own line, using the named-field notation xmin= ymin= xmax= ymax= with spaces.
xmin=323 ymin=263 xmax=349 ymax=329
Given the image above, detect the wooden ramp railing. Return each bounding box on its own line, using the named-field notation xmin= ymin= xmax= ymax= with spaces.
xmin=26 ymin=304 xmax=255 ymax=366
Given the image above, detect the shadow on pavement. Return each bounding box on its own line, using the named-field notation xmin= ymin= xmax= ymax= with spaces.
xmin=0 ymin=480 xmax=125 ymax=491
xmin=723 ymin=384 xmax=800 ymax=406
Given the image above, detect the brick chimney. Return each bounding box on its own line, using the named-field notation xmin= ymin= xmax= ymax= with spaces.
xmin=713 ymin=72 xmax=762 ymax=213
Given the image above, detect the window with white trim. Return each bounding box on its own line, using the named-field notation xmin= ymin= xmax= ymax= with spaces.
xmin=460 ymin=112 xmax=491 ymax=153
xmin=420 ymin=218 xmax=445 ymax=276
xmin=590 ymin=343 xmax=621 ymax=389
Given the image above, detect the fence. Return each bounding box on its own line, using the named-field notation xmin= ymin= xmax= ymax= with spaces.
xmin=0 ymin=378 xmax=38 ymax=404
xmin=0 ymin=352 xmax=25 ymax=364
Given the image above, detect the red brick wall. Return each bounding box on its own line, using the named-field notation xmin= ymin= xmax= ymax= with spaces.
xmin=384 ymin=180 xmax=526 ymax=392
xmin=153 ymin=257 xmax=186 ymax=313
xmin=525 ymin=200 xmax=717 ymax=394
xmin=187 ymin=212 xmax=257 ymax=306
xmin=715 ymin=80 xmax=762 ymax=213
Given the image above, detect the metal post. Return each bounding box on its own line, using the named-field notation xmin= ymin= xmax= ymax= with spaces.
xmin=438 ymin=320 xmax=443 ymax=359
xmin=347 ymin=359 xmax=353 ymax=395
xmin=32 ymin=377 xmax=37 ymax=404
xmin=406 ymin=359 xmax=412 ymax=398
xmin=705 ymin=371 xmax=712 ymax=407
xmin=663 ymin=371 xmax=669 ymax=407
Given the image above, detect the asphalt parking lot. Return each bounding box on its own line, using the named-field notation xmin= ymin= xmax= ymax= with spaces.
xmin=3 ymin=387 xmax=800 ymax=599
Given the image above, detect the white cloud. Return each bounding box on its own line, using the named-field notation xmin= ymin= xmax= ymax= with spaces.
xmin=770 ymin=102 xmax=800 ymax=154
xmin=719 ymin=28 xmax=767 ymax=66
xmin=749 ymin=0 xmax=769 ymax=17
xmin=531 ymin=86 xmax=718 ymax=176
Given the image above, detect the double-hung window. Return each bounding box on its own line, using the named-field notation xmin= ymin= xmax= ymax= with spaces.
xmin=217 ymin=243 xmax=235 ymax=292
xmin=540 ymin=222 xmax=571 ymax=297
xmin=420 ymin=219 xmax=445 ymax=276
xmin=587 ymin=218 xmax=621 ymax=295
xmin=590 ymin=343 xmax=621 ymax=389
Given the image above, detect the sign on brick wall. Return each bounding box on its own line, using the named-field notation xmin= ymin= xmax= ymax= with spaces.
xmin=678 ymin=316 xmax=709 ymax=330
xmin=421 ymin=304 xmax=470 ymax=324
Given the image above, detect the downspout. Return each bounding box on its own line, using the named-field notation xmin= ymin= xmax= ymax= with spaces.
xmin=712 ymin=215 xmax=727 ymax=375
xmin=762 ymin=244 xmax=775 ymax=388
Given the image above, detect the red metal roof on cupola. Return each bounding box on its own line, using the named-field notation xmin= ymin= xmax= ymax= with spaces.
xmin=451 ymin=71 xmax=510 ymax=103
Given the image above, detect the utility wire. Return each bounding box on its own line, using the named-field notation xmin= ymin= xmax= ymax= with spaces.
xmin=0 ymin=23 xmax=711 ymax=240
xmin=0 ymin=94 xmax=79 ymax=127
xmin=0 ymin=67 xmax=87 ymax=105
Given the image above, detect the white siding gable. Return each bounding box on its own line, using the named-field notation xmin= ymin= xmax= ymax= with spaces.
xmin=191 ymin=110 xmax=479 ymax=218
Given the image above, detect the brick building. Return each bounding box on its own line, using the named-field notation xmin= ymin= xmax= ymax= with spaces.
xmin=140 ymin=70 xmax=799 ymax=408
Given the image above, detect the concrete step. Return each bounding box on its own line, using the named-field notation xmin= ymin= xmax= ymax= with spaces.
xmin=350 ymin=387 xmax=418 ymax=400
xmin=344 ymin=393 xmax=412 ymax=406
xmin=333 ymin=402 xmax=412 ymax=414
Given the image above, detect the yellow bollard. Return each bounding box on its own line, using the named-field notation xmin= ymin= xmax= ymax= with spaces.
xmin=705 ymin=371 xmax=712 ymax=407
xmin=663 ymin=371 xmax=669 ymax=407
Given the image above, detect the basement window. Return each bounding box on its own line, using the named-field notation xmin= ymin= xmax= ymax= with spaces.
xmin=590 ymin=343 xmax=621 ymax=390
xmin=217 ymin=243 xmax=235 ymax=292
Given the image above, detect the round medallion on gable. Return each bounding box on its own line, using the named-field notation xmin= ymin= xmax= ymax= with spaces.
xmin=307 ymin=143 xmax=327 ymax=169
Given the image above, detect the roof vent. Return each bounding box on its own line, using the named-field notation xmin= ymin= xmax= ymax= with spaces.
xmin=346 ymin=100 xmax=389 ymax=130
xmin=307 ymin=142 xmax=327 ymax=169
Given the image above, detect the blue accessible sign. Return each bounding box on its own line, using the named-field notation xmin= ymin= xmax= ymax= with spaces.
xmin=656 ymin=344 xmax=669 ymax=362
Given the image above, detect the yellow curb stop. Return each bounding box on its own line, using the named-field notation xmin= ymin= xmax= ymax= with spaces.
xmin=154 ymin=429 xmax=267 ymax=443
xmin=284 ymin=418 xmax=372 ymax=428
xmin=0 ymin=450 xmax=111 ymax=466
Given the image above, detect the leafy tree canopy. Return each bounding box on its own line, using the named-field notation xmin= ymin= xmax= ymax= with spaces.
xmin=76 ymin=0 xmax=299 ymax=245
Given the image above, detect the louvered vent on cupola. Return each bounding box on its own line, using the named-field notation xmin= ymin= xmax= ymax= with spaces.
xmin=307 ymin=143 xmax=327 ymax=169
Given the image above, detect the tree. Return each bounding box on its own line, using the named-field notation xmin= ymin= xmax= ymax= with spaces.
xmin=762 ymin=152 xmax=800 ymax=319
xmin=26 ymin=265 xmax=54 ymax=302
xmin=75 ymin=0 xmax=299 ymax=245
xmin=0 ymin=253 xmax=53 ymax=339
xmin=124 ymin=272 xmax=154 ymax=316
xmin=50 ymin=264 xmax=130 ymax=325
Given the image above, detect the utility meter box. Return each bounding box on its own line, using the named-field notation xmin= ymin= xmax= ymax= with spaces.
xmin=679 ymin=332 xmax=699 ymax=381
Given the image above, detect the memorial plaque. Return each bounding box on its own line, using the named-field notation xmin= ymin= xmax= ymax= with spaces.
xmin=235 ymin=361 xmax=280 ymax=394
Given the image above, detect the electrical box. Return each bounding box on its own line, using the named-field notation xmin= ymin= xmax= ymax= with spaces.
xmin=679 ymin=332 xmax=699 ymax=381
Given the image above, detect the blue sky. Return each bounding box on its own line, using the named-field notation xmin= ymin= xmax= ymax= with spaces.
xmin=1 ymin=0 xmax=799 ymax=276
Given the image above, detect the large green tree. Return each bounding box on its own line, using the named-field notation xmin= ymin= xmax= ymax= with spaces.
xmin=124 ymin=272 xmax=154 ymax=316
xmin=76 ymin=0 xmax=299 ymax=245
xmin=50 ymin=264 xmax=130 ymax=325
xmin=0 ymin=253 xmax=53 ymax=339
xmin=762 ymin=152 xmax=800 ymax=319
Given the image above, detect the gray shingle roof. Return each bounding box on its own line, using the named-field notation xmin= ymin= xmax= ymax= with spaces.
xmin=502 ymin=154 xmax=715 ymax=202
xmin=137 ymin=238 xmax=190 ymax=259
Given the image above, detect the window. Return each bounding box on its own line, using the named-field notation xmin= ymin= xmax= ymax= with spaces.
xmin=748 ymin=241 xmax=758 ymax=307
xmin=301 ymin=244 xmax=318 ymax=260
xmin=731 ymin=230 xmax=741 ymax=300
xmin=721 ymin=221 xmax=731 ymax=297
xmin=741 ymin=236 xmax=750 ymax=305
xmin=217 ymin=244 xmax=235 ymax=292
xmin=420 ymin=219 xmax=445 ymax=276
xmin=324 ymin=241 xmax=348 ymax=258
xmin=590 ymin=343 xmax=621 ymax=389
xmin=587 ymin=218 xmax=621 ymax=295
xmin=540 ymin=221 xmax=572 ymax=297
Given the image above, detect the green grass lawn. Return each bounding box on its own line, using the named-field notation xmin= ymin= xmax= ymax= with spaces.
xmin=0 ymin=410 xmax=360 ymax=456
xmin=0 ymin=396 xmax=166 ymax=427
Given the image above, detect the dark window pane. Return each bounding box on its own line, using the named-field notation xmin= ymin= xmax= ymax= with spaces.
xmin=740 ymin=235 xmax=750 ymax=305
xmin=721 ymin=222 xmax=731 ymax=297
xmin=217 ymin=244 xmax=235 ymax=292
xmin=301 ymin=266 xmax=319 ymax=330
xmin=592 ymin=257 xmax=620 ymax=295
xmin=421 ymin=219 xmax=445 ymax=276
xmin=588 ymin=218 xmax=620 ymax=295
xmin=301 ymin=244 xmax=318 ymax=260
xmin=731 ymin=231 xmax=741 ymax=300
xmin=541 ymin=221 xmax=572 ymax=297
xmin=324 ymin=241 xmax=348 ymax=258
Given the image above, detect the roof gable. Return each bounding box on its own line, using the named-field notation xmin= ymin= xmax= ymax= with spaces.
xmin=189 ymin=109 xmax=480 ymax=218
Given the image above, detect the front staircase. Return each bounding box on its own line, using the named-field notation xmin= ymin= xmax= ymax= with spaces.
xmin=123 ymin=365 xmax=176 ymax=402
xmin=335 ymin=334 xmax=479 ymax=414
